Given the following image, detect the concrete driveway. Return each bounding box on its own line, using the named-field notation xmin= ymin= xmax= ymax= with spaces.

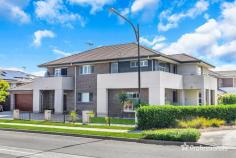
xmin=0 ymin=111 xmax=12 ymax=119
xmin=198 ymin=129 xmax=236 ymax=148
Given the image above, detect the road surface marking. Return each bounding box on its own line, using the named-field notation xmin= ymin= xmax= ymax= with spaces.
xmin=0 ymin=145 xmax=95 ymax=158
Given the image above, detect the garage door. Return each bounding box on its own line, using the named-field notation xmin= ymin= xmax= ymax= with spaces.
xmin=15 ymin=94 xmax=33 ymax=111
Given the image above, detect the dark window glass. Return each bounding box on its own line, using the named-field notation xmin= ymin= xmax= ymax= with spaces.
xmin=61 ymin=68 xmax=67 ymax=76
xmin=78 ymin=93 xmax=82 ymax=102
xmin=173 ymin=90 xmax=177 ymax=103
xmin=89 ymin=93 xmax=93 ymax=102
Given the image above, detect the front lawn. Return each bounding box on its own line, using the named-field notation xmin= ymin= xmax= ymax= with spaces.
xmin=0 ymin=119 xmax=135 ymax=130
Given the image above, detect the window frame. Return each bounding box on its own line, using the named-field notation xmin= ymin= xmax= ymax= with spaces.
xmin=110 ymin=62 xmax=118 ymax=73
xmin=78 ymin=92 xmax=93 ymax=103
xmin=80 ymin=65 xmax=94 ymax=75
xmin=130 ymin=60 xmax=148 ymax=68
xmin=123 ymin=92 xmax=139 ymax=112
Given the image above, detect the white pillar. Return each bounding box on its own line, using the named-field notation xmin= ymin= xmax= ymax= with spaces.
xmin=54 ymin=89 xmax=64 ymax=113
xmin=97 ymin=88 xmax=108 ymax=116
xmin=201 ymin=89 xmax=206 ymax=105
xmin=33 ymin=89 xmax=40 ymax=113
xmin=10 ymin=94 xmax=15 ymax=111
xmin=179 ymin=90 xmax=185 ymax=105
xmin=149 ymin=87 xmax=165 ymax=105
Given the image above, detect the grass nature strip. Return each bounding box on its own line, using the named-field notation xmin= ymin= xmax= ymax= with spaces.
xmin=0 ymin=120 xmax=201 ymax=142
xmin=0 ymin=119 xmax=135 ymax=130
xmin=0 ymin=123 xmax=142 ymax=139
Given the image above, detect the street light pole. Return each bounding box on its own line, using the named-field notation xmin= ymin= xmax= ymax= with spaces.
xmin=109 ymin=8 xmax=141 ymax=104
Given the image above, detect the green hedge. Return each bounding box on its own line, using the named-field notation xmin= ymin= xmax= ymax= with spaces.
xmin=218 ymin=94 xmax=236 ymax=104
xmin=137 ymin=105 xmax=236 ymax=129
xmin=143 ymin=128 xmax=200 ymax=142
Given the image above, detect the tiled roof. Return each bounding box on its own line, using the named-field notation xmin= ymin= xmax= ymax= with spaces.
xmin=168 ymin=53 xmax=214 ymax=67
xmin=39 ymin=43 xmax=162 ymax=67
xmin=168 ymin=53 xmax=200 ymax=62
xmin=39 ymin=43 xmax=214 ymax=68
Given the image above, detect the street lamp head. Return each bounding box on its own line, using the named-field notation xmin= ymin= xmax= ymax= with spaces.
xmin=109 ymin=8 xmax=115 ymax=13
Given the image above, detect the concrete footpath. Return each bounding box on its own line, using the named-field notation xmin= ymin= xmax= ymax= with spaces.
xmin=0 ymin=122 xmax=129 ymax=133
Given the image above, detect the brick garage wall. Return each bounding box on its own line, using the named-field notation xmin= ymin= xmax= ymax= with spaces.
xmin=108 ymin=88 xmax=149 ymax=117
xmin=76 ymin=63 xmax=110 ymax=114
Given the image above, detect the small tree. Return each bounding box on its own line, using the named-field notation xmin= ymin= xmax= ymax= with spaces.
xmin=0 ymin=80 xmax=10 ymax=103
xmin=69 ymin=111 xmax=78 ymax=123
xmin=119 ymin=93 xmax=128 ymax=106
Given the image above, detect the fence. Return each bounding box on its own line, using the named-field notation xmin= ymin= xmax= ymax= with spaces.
xmin=15 ymin=110 xmax=136 ymax=125
xmin=18 ymin=111 xmax=79 ymax=123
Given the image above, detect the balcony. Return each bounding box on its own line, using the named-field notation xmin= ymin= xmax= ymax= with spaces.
xmin=33 ymin=76 xmax=74 ymax=90
xmin=183 ymin=74 xmax=217 ymax=90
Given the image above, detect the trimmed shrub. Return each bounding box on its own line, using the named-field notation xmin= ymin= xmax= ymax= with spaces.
xmin=177 ymin=117 xmax=225 ymax=129
xmin=218 ymin=94 xmax=236 ymax=105
xmin=137 ymin=105 xmax=236 ymax=129
xmin=142 ymin=128 xmax=200 ymax=142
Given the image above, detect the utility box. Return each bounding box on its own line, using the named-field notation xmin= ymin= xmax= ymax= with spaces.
xmin=13 ymin=109 xmax=20 ymax=120
xmin=82 ymin=110 xmax=92 ymax=124
xmin=44 ymin=110 xmax=52 ymax=121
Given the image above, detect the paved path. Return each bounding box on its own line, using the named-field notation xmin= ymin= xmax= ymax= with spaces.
xmin=0 ymin=122 xmax=129 ymax=133
xmin=0 ymin=130 xmax=235 ymax=158
xmin=198 ymin=129 xmax=236 ymax=148
xmin=0 ymin=111 xmax=12 ymax=119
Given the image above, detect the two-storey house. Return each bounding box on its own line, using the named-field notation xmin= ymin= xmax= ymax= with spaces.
xmin=10 ymin=43 xmax=217 ymax=116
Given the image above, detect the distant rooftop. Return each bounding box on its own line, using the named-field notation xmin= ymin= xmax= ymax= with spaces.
xmin=0 ymin=69 xmax=35 ymax=83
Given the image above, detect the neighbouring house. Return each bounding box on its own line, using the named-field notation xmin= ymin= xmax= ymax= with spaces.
xmin=214 ymin=70 xmax=236 ymax=94
xmin=0 ymin=69 xmax=35 ymax=111
xmin=9 ymin=43 xmax=218 ymax=116
xmin=0 ymin=69 xmax=34 ymax=88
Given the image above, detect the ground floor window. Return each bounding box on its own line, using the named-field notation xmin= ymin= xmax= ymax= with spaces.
xmin=123 ymin=92 xmax=139 ymax=112
xmin=173 ymin=90 xmax=178 ymax=103
xmin=78 ymin=92 xmax=93 ymax=103
xmin=199 ymin=92 xmax=202 ymax=105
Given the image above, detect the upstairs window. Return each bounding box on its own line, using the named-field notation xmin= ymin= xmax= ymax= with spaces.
xmin=197 ymin=66 xmax=203 ymax=75
xmin=54 ymin=68 xmax=67 ymax=77
xmin=111 ymin=62 xmax=118 ymax=73
xmin=130 ymin=60 xmax=148 ymax=68
xmin=80 ymin=65 xmax=94 ymax=74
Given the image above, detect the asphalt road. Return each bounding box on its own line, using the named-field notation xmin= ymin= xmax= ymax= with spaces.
xmin=0 ymin=130 xmax=235 ymax=158
xmin=199 ymin=129 xmax=236 ymax=147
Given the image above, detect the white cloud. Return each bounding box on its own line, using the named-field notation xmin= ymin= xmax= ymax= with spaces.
xmin=53 ymin=48 xmax=72 ymax=57
xmin=31 ymin=70 xmax=46 ymax=77
xmin=161 ymin=0 xmax=236 ymax=58
xmin=213 ymin=64 xmax=236 ymax=71
xmin=33 ymin=30 xmax=55 ymax=47
xmin=0 ymin=0 xmax=30 ymax=24
xmin=0 ymin=67 xmax=25 ymax=72
xmin=162 ymin=19 xmax=221 ymax=54
xmin=68 ymin=0 xmax=115 ymax=14
xmin=140 ymin=36 xmax=166 ymax=46
xmin=35 ymin=0 xmax=85 ymax=27
xmin=140 ymin=35 xmax=167 ymax=51
xmin=158 ymin=0 xmax=209 ymax=32
xmin=131 ymin=0 xmax=159 ymax=13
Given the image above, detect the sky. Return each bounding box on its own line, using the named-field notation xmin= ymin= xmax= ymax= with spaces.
xmin=0 ymin=0 xmax=236 ymax=76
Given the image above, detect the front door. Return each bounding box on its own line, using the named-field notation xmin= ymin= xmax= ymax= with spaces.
xmin=63 ymin=94 xmax=67 ymax=112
